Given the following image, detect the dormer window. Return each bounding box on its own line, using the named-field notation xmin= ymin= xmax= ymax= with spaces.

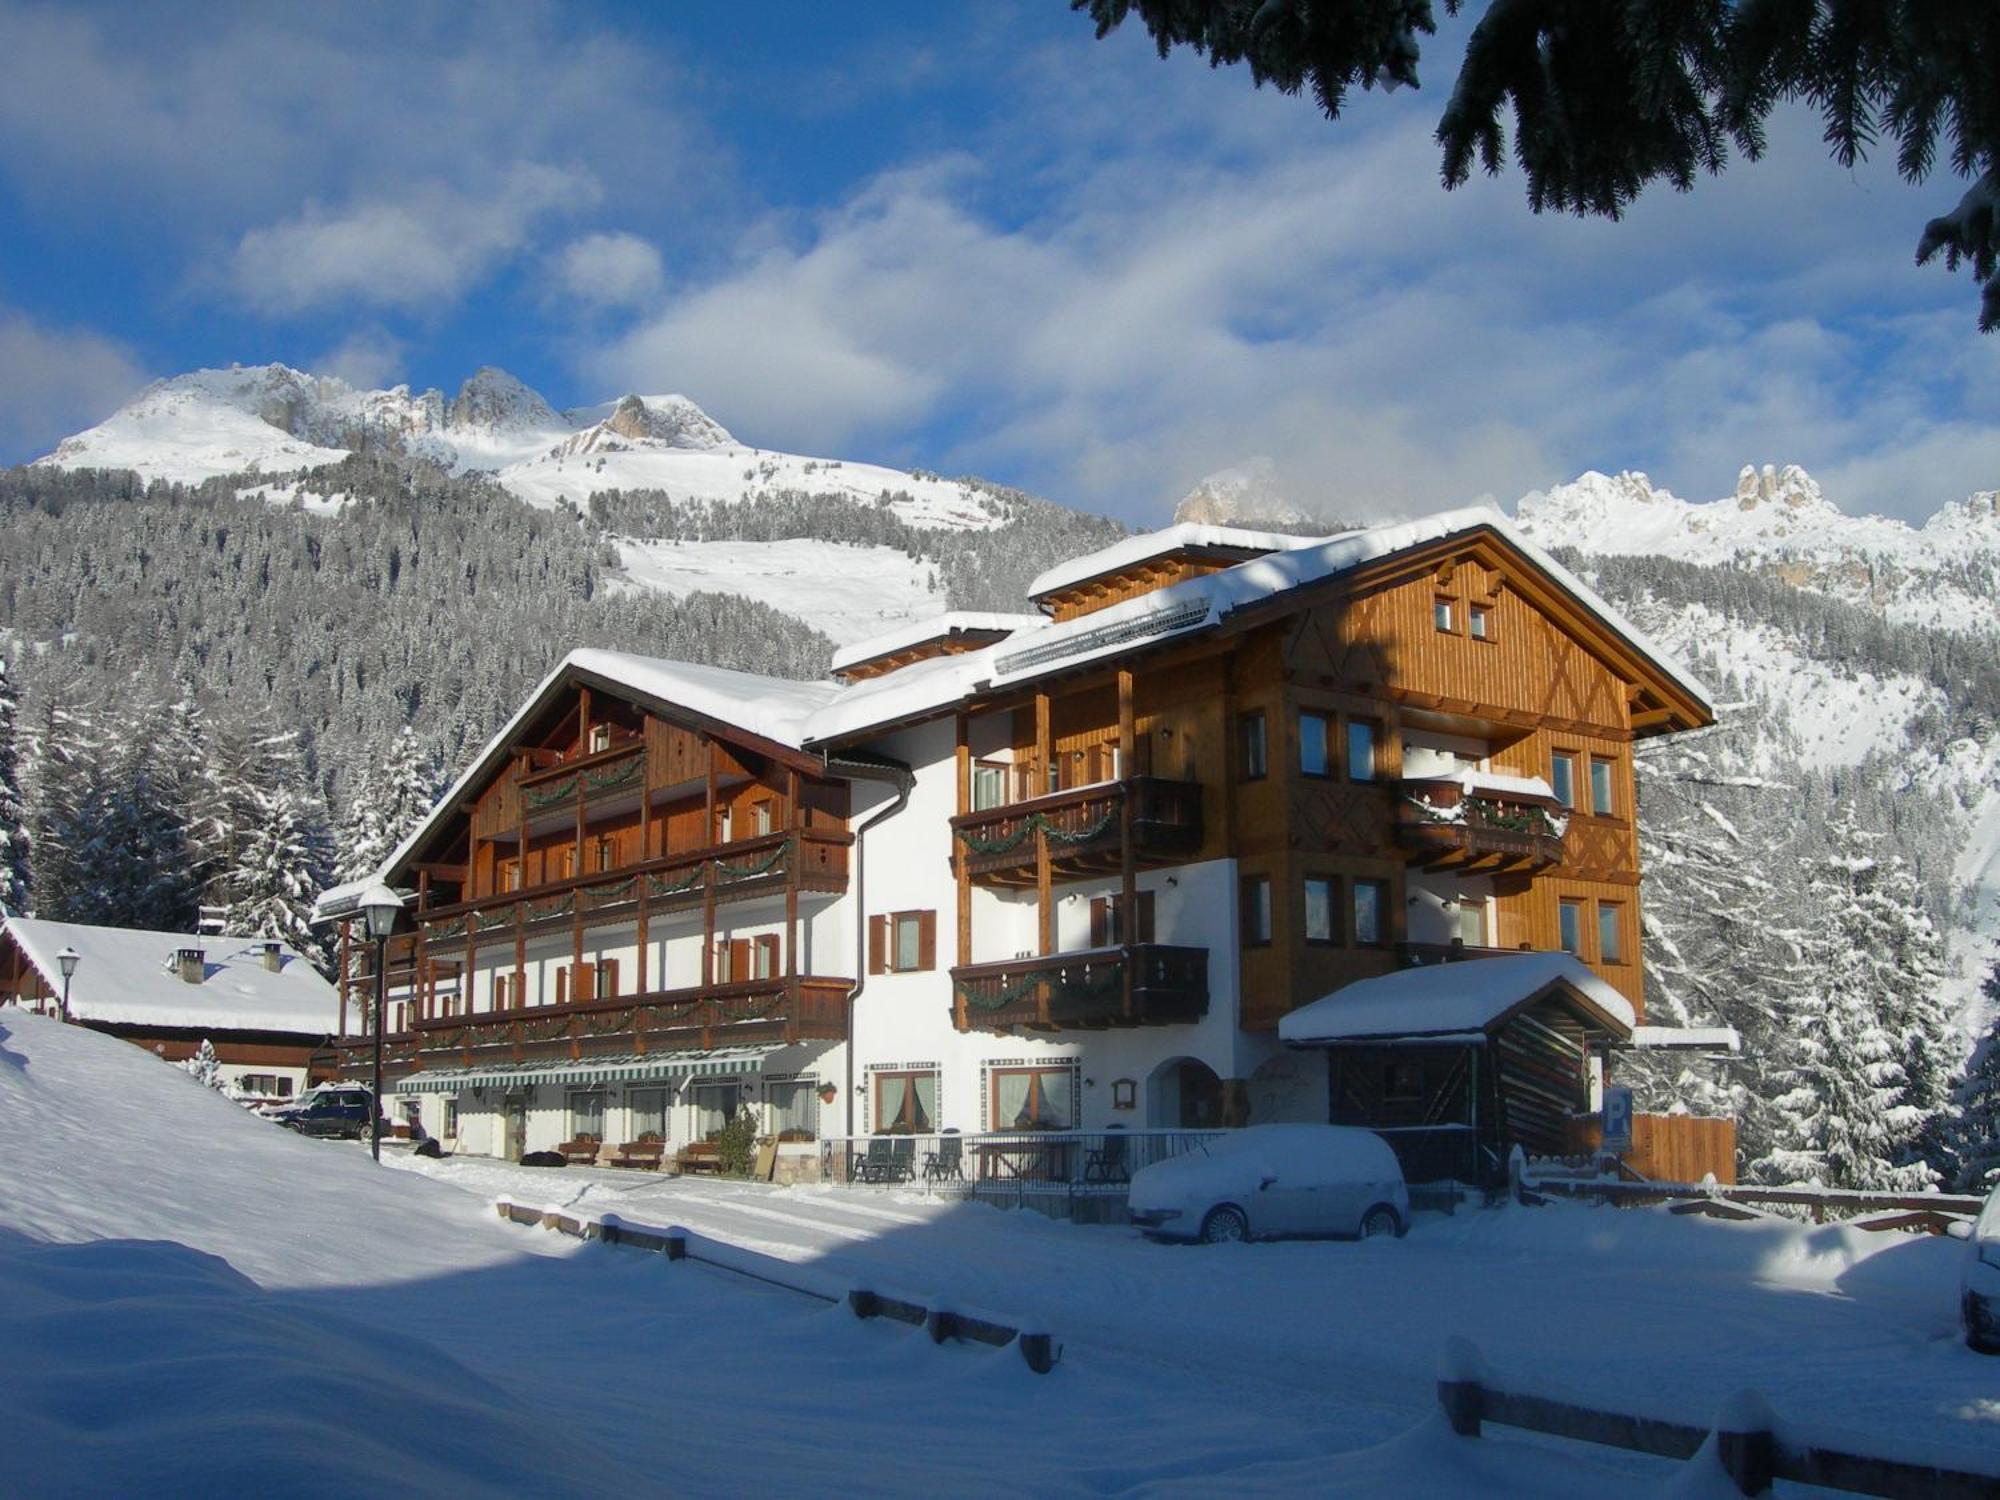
xmin=588 ymin=724 xmax=611 ymax=754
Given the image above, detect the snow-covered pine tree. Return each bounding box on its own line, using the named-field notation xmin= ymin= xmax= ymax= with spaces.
xmin=181 ymin=1037 xmax=224 ymax=1090
xmin=195 ymin=717 xmax=334 ymax=971
xmin=25 ymin=690 xmax=117 ymax=922
xmin=1948 ymin=959 xmax=2000 ymax=1193
xmin=1755 ymin=812 xmax=1940 ymax=1191
xmin=337 ymin=723 xmax=438 ymax=882
xmin=0 ymin=658 xmax=29 ymax=915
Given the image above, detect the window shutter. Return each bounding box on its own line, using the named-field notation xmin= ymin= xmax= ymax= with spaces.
xmin=868 ymin=915 xmax=886 ymax=975
xmin=494 ymin=973 xmax=509 ymax=1009
xmin=576 ymin=963 xmax=594 ymax=1002
xmin=601 ymin=958 xmax=619 ymax=998
xmin=1089 ymin=898 xmax=1108 ymax=948
xmin=1137 ymin=889 xmax=1156 ymax=944
xmin=556 ymin=967 xmax=568 ymax=1006
xmin=729 ymin=939 xmax=751 ymax=980
xmin=917 ymin=910 xmax=937 ymax=971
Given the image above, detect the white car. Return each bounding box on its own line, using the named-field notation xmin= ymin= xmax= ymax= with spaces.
xmin=1965 ymin=1180 xmax=2000 ymax=1353
xmin=1127 ymin=1124 xmax=1409 ymax=1244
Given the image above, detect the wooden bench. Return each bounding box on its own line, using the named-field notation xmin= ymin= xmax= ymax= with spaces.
xmin=674 ymin=1141 xmax=722 ymax=1175
xmin=556 ymin=1138 xmax=604 ymax=1166
xmin=606 ymin=1139 xmax=666 ymax=1170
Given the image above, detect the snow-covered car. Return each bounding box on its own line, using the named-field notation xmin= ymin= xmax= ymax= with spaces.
xmin=1965 ymin=1180 xmax=2000 ymax=1353
xmin=1127 ymin=1124 xmax=1409 ymax=1244
xmin=273 ymin=1087 xmax=381 ymax=1141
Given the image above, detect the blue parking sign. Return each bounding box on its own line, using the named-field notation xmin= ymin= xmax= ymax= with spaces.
xmin=1602 ymin=1086 xmax=1634 ymax=1152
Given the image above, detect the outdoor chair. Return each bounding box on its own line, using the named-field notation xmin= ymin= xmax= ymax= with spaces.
xmin=922 ymin=1129 xmax=964 ymax=1183
xmin=1083 ymin=1128 xmax=1129 ymax=1185
xmin=854 ymin=1137 xmax=898 ymax=1183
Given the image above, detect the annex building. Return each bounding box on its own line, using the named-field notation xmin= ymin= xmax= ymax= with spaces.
xmin=315 ymin=506 xmax=1719 ymax=1182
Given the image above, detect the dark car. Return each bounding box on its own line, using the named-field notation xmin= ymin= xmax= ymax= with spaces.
xmin=275 ymin=1087 xmax=382 ymax=1141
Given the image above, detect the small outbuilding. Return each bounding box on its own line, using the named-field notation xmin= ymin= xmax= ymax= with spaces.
xmin=1278 ymin=952 xmax=1636 ymax=1184
xmin=0 ymin=917 xmax=339 ymax=1102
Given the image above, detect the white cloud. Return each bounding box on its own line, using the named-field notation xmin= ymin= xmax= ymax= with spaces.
xmin=554 ymin=232 xmax=665 ymax=312
xmin=314 ymin=328 xmax=408 ymax=390
xmin=0 ymin=308 xmax=145 ymax=460
xmin=231 ymin=165 xmax=593 ymax=317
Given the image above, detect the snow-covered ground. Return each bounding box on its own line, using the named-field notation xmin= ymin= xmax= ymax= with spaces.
xmin=606 ymin=537 xmax=945 ymax=646
xmin=7 ymin=1012 xmax=1998 ymax=1496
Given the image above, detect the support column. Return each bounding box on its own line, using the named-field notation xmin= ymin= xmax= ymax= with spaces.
xmin=702 ymin=736 xmax=718 ymax=989
xmin=1118 ymin=668 xmax=1137 ymax=1021
xmin=954 ymin=711 xmax=971 ymax=969
xmin=1035 ymin=690 xmax=1053 ymax=959
xmin=337 ymin=920 xmax=351 ymax=1036
xmin=785 ymin=768 xmax=802 ymax=981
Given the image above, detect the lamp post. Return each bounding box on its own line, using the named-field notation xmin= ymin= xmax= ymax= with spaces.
xmin=357 ymin=883 xmax=405 ymax=1163
xmin=56 ymin=946 xmax=79 ymax=1023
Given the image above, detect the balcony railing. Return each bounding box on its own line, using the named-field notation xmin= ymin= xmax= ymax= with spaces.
xmin=951 ymin=777 xmax=1203 ymax=886
xmin=410 ymin=830 xmax=852 ymax=948
xmin=950 ymin=943 xmax=1208 ymax=1032
xmin=1393 ymin=779 xmax=1566 ymax=873
xmin=1396 ymin=940 xmax=1537 ymax=968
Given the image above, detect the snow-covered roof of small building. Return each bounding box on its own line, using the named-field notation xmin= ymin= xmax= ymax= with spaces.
xmin=1027 ymin=523 xmax=1323 ymax=602
xmin=3 ymin=917 xmax=337 ymax=1035
xmin=1403 ymin=769 xmax=1558 ymax=801
xmin=1628 ymin=1025 xmax=1742 ymax=1053
xmin=1278 ymin=952 xmax=1636 ymax=1045
xmin=829 ymin=612 xmax=1044 ymax=674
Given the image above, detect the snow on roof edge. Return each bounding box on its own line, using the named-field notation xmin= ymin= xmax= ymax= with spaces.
xmin=829 ymin=612 xmax=1045 ymax=674
xmin=1278 ymin=951 xmax=1636 ymax=1043
xmin=1027 ymin=523 xmax=1327 ymax=602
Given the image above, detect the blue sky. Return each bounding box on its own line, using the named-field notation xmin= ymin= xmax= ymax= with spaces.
xmin=1 ymin=0 xmax=1995 ymax=525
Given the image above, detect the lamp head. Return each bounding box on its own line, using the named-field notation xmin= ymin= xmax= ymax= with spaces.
xmin=356 ymin=881 xmax=405 ymax=942
xmin=57 ymin=946 xmax=80 ymax=979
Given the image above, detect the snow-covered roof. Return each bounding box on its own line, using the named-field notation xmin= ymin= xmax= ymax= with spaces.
xmin=1628 ymin=1025 xmax=1742 ymax=1053
xmin=1278 ymin=952 xmax=1636 ymax=1045
xmin=829 ymin=612 xmax=1044 ymax=674
xmin=1404 ymin=769 xmax=1557 ymax=801
xmin=1027 ymin=523 xmax=1322 ymax=602
xmin=3 ymin=917 xmax=337 ymax=1035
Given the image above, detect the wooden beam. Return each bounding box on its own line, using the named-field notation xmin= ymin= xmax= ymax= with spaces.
xmin=955 ymin=711 xmax=972 ymax=969
xmin=1118 ymin=669 xmax=1137 ymax=1022
xmin=1036 ymin=691 xmax=1053 ymax=957
xmin=702 ymin=733 xmax=717 ymax=989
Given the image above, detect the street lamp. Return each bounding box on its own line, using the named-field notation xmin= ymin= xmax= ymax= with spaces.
xmin=357 ymin=882 xmax=405 ymax=1163
xmin=56 ymin=946 xmax=79 ymax=1023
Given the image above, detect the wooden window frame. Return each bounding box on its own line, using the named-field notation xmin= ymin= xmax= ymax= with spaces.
xmin=987 ymin=1063 xmax=1078 ymax=1132
xmin=1240 ymin=874 xmax=1273 ymax=948
xmin=873 ymin=1068 xmax=939 ymax=1134
xmin=1345 ymin=718 xmax=1380 ymax=784
xmin=1433 ymin=597 xmax=1457 ymax=634
xmin=588 ymin=724 xmax=612 ymax=755
xmin=871 ymin=911 xmax=937 ymax=974
xmin=1558 ymin=897 xmax=1585 ymax=957
xmin=1351 ymin=878 xmax=1390 ymax=947
xmin=1589 ymin=756 xmax=1617 ymax=818
xmin=1303 ymin=874 xmax=1340 ymax=946
xmin=1596 ymin=902 xmax=1625 ymax=965
xmin=1238 ymin=710 xmax=1268 ymax=782
xmin=1468 ymin=601 xmax=1494 ymax=642
xmin=1299 ymin=709 xmax=1332 ymax=779
xmin=1550 ymin=751 xmax=1578 ymax=810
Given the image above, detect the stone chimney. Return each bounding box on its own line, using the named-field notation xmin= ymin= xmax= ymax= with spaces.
xmin=262 ymin=941 xmax=284 ymax=974
xmin=176 ymin=947 xmax=206 ymax=984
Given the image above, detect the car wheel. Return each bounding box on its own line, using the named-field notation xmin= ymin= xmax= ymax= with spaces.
xmin=1199 ymin=1206 xmax=1248 ymax=1244
xmin=1360 ymin=1204 xmax=1402 ymax=1240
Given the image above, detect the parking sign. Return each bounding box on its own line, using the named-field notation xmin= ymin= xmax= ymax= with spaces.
xmin=1602 ymin=1086 xmax=1634 ymax=1152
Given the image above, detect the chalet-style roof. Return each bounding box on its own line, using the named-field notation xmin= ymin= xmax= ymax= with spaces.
xmin=1277 ymin=952 xmax=1637 ymax=1044
xmin=1026 ymin=522 xmax=1315 ymax=605
xmin=829 ymin=612 xmax=1043 ymax=678
xmin=3 ymin=917 xmax=337 ymax=1035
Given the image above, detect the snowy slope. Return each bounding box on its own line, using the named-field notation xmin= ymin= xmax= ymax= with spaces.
xmin=605 ymin=538 xmax=944 ymax=647
xmin=1515 ymin=466 xmax=2000 ymax=635
xmin=38 ymin=363 xmax=1015 ymax=532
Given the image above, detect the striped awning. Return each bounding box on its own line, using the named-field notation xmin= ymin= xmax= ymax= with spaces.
xmin=392 ymin=1045 xmax=783 ymax=1095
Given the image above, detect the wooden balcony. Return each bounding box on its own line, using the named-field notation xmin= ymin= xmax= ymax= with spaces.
xmin=951 ymin=777 xmax=1203 ymax=887
xmin=389 ymin=975 xmax=852 ymax=1063
xmin=413 ymin=829 xmax=851 ymax=947
xmin=1396 ymin=940 xmax=1537 ymax=968
xmin=950 ymin=944 xmax=1208 ymax=1033
xmin=1393 ymin=779 xmax=1566 ymax=873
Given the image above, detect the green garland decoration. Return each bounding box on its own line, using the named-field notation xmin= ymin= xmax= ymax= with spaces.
xmin=587 ymin=877 xmax=639 ymax=907
xmin=582 ymin=1008 xmax=635 ymax=1036
xmin=583 ymin=756 xmax=642 ymax=795
xmin=427 ymin=915 xmax=469 ymax=941
xmin=648 ymin=867 xmax=703 ymax=898
xmin=714 ymin=839 xmax=790 ymax=880
xmin=957 ymin=806 xmax=1119 ymax=856
xmin=527 ymin=893 xmax=575 ymax=922
xmin=475 ymin=908 xmax=512 ymax=932
xmin=526 ymin=774 xmax=579 ymax=809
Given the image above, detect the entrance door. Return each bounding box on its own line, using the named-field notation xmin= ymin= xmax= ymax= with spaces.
xmin=503 ymin=1094 xmax=528 ymax=1162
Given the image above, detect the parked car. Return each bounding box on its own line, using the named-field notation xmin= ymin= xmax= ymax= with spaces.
xmin=273 ymin=1087 xmax=382 ymax=1141
xmin=1965 ymin=1179 xmax=2000 ymax=1353
xmin=1128 ymin=1124 xmax=1410 ymax=1244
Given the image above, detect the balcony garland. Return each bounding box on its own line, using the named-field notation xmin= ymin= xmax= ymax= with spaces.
xmin=527 ymin=893 xmax=575 ymax=922
xmin=525 ymin=774 xmax=579 ymax=809
xmin=526 ymin=1014 xmax=572 ymax=1041
xmin=957 ymin=805 xmax=1119 ymax=856
xmin=714 ymin=839 xmax=790 ymax=880
xmin=586 ymin=877 xmax=639 ymax=908
xmin=427 ymin=914 xmax=469 ymax=941
xmin=522 ymin=753 xmax=641 ymax=812
xmin=957 ymin=958 xmax=1125 ymax=1011
xmin=583 ymin=756 xmax=642 ymax=794
xmin=476 ymin=908 xmax=512 ymax=932
xmin=582 ymin=1008 xmax=635 ymax=1036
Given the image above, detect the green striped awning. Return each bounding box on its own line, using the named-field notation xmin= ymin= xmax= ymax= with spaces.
xmin=392 ymin=1045 xmax=782 ymax=1095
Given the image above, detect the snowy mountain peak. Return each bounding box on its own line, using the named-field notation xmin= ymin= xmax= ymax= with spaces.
xmin=1731 ymin=463 xmax=1837 ymax=523
xmin=446 ymin=367 xmax=557 ymax=434
xmin=1172 ymin=456 xmax=1312 ymax=527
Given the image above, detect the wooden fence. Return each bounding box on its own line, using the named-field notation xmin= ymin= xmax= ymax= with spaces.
xmin=1437 ymin=1336 xmax=2000 ymax=1497
xmin=1517 ymin=1169 xmax=1986 ymax=1232
xmin=1565 ymin=1111 xmax=1738 ymax=1184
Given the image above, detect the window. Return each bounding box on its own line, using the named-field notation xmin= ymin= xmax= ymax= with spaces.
xmin=753 ymin=934 xmax=780 ymax=979
xmin=972 ymin=762 xmax=1008 ymax=811
xmin=1558 ymin=898 xmax=1584 ymax=955
xmin=1299 ymin=710 xmax=1331 ymax=777
xmin=1240 ymin=875 xmax=1272 ymax=946
xmin=1469 ymin=603 xmax=1492 ymax=640
xmin=714 ymin=805 xmax=733 ymax=843
xmin=1239 ymin=710 xmax=1268 ymax=780
xmin=691 ymin=1081 xmax=740 ymax=1141
xmin=1383 ymin=1060 xmax=1424 ymax=1102
xmin=990 ymin=1065 xmax=1075 ymax=1131
xmin=1550 ymin=752 xmax=1577 ymax=809
xmin=629 ymin=1087 xmax=667 ymax=1142
xmin=1304 ymin=876 xmax=1338 ymax=944
xmin=568 ymin=1090 xmax=605 ymax=1143
xmin=874 ymin=1070 xmax=937 ymax=1133
xmin=1090 ymin=890 xmax=1155 ymax=946
xmin=443 ymin=1097 xmax=459 ymax=1137
xmin=1353 ymin=879 xmax=1389 ymax=946
xmin=498 ymin=859 xmax=520 ymax=893
xmin=1347 ymin=720 xmax=1378 ymax=782
xmin=1458 ymin=899 xmax=1487 ymax=947
xmin=588 ymin=723 xmax=611 ymax=754
xmin=752 ymin=799 xmax=774 ymax=836
xmin=1434 ymin=597 xmax=1455 ymax=632
xmin=277 ymin=1076 xmax=294 ymax=1097
xmin=870 ymin=911 xmax=937 ymax=973
xmin=593 ymin=959 xmax=618 ymax=1000
xmin=1590 ymin=757 xmax=1616 ymax=816
xmin=1597 ymin=903 xmax=1624 ymax=964
xmin=767 ymin=1079 xmax=817 ymax=1139
xmin=593 ymin=835 xmax=616 ymax=872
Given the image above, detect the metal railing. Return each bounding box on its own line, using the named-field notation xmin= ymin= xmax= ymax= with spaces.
xmin=820 ymin=1127 xmax=1227 ymax=1192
